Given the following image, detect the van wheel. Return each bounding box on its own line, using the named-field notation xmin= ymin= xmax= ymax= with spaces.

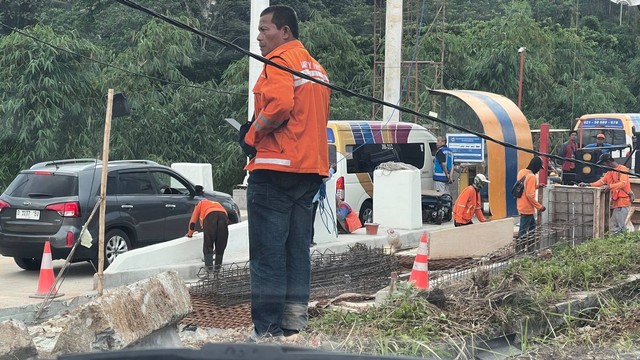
xmin=14 ymin=257 xmax=41 ymax=271
xmin=359 ymin=200 xmax=373 ymax=225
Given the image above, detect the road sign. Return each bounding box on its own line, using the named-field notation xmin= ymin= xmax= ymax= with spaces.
xmin=447 ymin=133 xmax=484 ymax=163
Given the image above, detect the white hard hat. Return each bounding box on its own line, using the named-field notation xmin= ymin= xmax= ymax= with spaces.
xmin=476 ymin=174 xmax=490 ymax=183
xmin=473 ymin=174 xmax=490 ymax=189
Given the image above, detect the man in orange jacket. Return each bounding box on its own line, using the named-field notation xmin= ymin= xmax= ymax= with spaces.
xmin=579 ymin=153 xmax=631 ymax=233
xmin=186 ymin=186 xmax=229 ymax=272
xmin=242 ymin=5 xmax=330 ymax=341
xmin=516 ymin=156 xmax=546 ymax=252
xmin=453 ymin=174 xmax=490 ymax=227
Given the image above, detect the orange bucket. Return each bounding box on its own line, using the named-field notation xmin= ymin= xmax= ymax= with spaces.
xmin=364 ymin=223 xmax=379 ymax=235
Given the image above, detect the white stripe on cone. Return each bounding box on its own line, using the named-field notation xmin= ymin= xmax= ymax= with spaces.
xmin=412 ymin=262 xmax=428 ymax=271
xmin=41 ymin=250 xmax=53 ymax=269
xmin=418 ymin=241 xmax=428 ymax=254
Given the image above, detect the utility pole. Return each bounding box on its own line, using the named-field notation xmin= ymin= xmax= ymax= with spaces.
xmin=517 ymin=47 xmax=526 ymax=110
xmin=382 ymin=0 xmax=403 ymax=123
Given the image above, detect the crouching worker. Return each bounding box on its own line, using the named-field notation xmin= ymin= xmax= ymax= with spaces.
xmin=336 ymin=197 xmax=362 ymax=233
xmin=186 ymin=185 xmax=229 ymax=272
xmin=453 ymin=174 xmax=490 ymax=227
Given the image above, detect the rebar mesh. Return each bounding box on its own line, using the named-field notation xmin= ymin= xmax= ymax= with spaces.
xmin=189 ymin=243 xmax=399 ymax=307
xmin=427 ymin=221 xmax=590 ymax=289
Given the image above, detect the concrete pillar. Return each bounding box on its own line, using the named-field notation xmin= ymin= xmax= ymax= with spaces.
xmin=382 ymin=0 xmax=402 ymax=123
xmin=249 ymin=0 xmax=270 ymax=122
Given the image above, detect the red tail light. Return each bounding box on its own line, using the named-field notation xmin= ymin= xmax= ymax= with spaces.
xmin=336 ymin=176 xmax=345 ymax=201
xmin=34 ymin=171 xmax=53 ymax=175
xmin=45 ymin=202 xmax=81 ymax=218
xmin=0 ymin=200 xmax=10 ymax=212
xmin=66 ymin=231 xmax=74 ymax=246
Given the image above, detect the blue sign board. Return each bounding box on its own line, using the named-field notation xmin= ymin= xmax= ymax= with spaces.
xmin=581 ymin=118 xmax=624 ymax=129
xmin=447 ymin=133 xmax=484 ymax=163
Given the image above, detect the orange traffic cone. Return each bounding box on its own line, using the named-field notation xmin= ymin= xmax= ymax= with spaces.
xmin=408 ymin=232 xmax=429 ymax=290
xmin=30 ymin=241 xmax=64 ymax=299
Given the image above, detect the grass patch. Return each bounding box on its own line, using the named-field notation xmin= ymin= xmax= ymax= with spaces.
xmin=307 ymin=232 xmax=640 ymax=356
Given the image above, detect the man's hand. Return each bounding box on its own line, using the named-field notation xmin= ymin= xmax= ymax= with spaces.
xmin=448 ymin=177 xmax=454 ymax=184
xmin=601 ymin=184 xmax=610 ymax=191
xmin=186 ymin=233 xmax=192 ymax=238
xmin=538 ymin=183 xmax=547 ymax=189
xmin=578 ymin=182 xmax=589 ymax=187
xmin=539 ymin=206 xmax=546 ymax=212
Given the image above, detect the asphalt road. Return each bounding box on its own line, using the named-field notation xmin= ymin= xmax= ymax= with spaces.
xmin=0 ymin=255 xmax=96 ymax=309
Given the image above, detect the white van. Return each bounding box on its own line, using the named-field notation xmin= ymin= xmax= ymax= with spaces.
xmin=328 ymin=121 xmax=437 ymax=223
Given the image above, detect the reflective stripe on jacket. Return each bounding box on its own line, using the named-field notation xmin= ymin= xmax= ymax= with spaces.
xmin=590 ymin=164 xmax=631 ymax=208
xmin=453 ymin=185 xmax=486 ymax=224
xmin=187 ymin=199 xmax=227 ymax=237
xmin=516 ymin=169 xmax=544 ymax=215
xmin=245 ymin=40 xmax=330 ymax=176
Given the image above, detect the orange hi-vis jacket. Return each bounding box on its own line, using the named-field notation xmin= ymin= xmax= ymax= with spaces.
xmin=516 ymin=169 xmax=544 ymax=215
xmin=187 ymin=199 xmax=227 ymax=237
xmin=453 ymin=185 xmax=486 ymax=224
xmin=590 ymin=164 xmax=631 ymax=208
xmin=245 ymin=40 xmax=331 ymax=177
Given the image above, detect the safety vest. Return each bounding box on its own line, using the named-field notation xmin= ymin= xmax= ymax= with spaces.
xmin=433 ymin=146 xmax=453 ymax=182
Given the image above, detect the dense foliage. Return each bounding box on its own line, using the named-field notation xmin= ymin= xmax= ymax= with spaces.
xmin=1 ymin=0 xmax=639 ymax=192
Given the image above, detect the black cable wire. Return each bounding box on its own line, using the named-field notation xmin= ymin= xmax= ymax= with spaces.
xmin=0 ymin=22 xmax=245 ymax=97
xmin=112 ymin=0 xmax=640 ymax=178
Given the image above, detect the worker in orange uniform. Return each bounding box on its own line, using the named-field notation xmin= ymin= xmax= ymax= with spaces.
xmin=453 ymin=174 xmax=490 ymax=227
xmin=186 ymin=185 xmax=229 ymax=272
xmin=579 ymin=153 xmax=631 ymax=233
xmin=516 ymin=156 xmax=546 ymax=253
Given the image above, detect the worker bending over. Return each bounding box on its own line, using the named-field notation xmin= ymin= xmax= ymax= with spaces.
xmin=453 ymin=174 xmax=490 ymax=227
xmin=186 ymin=185 xmax=229 ymax=272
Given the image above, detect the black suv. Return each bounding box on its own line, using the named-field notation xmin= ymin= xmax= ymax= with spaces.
xmin=0 ymin=159 xmax=241 ymax=270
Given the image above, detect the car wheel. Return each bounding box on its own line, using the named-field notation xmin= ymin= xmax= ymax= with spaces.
xmin=359 ymin=200 xmax=373 ymax=225
xmin=104 ymin=229 xmax=131 ymax=267
xmin=14 ymin=257 xmax=41 ymax=271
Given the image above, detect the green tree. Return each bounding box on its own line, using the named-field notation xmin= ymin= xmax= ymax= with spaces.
xmin=0 ymin=24 xmax=103 ymax=187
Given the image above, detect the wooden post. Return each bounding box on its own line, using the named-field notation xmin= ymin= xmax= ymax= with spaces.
xmin=97 ymin=89 xmax=114 ymax=296
xmin=537 ymin=124 xmax=550 ymax=226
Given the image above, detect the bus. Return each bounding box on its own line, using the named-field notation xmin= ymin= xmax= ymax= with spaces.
xmin=328 ymin=121 xmax=437 ymax=224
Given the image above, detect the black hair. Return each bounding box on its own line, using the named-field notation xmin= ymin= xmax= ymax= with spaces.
xmin=526 ymin=156 xmax=543 ymax=174
xmin=261 ymin=5 xmax=299 ymax=39
xmin=570 ymin=130 xmax=578 ymax=136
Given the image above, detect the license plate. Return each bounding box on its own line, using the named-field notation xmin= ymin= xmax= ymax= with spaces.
xmin=16 ymin=209 xmax=40 ymax=220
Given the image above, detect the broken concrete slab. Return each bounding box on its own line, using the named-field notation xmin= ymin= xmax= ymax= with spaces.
xmin=50 ymin=271 xmax=191 ymax=356
xmin=0 ymin=319 xmax=38 ymax=360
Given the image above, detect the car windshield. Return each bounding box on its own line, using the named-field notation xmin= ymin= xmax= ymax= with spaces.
xmin=4 ymin=173 xmax=78 ymax=198
xmin=580 ymin=129 xmax=626 ymax=147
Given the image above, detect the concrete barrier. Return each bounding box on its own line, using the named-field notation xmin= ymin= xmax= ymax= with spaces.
xmin=97 ymin=221 xmax=249 ymax=289
xmin=428 ymin=218 xmax=515 ymax=260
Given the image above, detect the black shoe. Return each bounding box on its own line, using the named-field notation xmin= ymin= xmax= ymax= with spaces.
xmin=282 ymin=329 xmax=300 ymax=337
